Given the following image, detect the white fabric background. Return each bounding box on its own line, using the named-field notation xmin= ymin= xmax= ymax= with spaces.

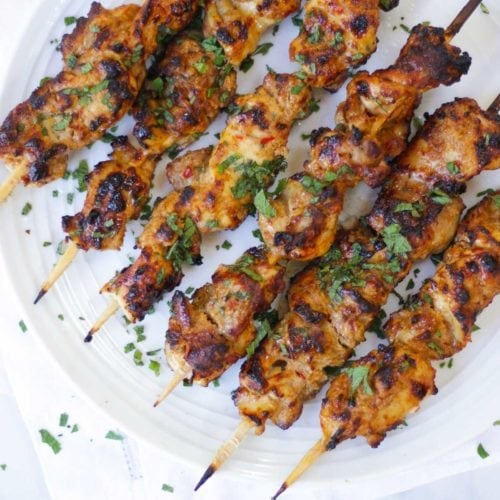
xmin=1 ymin=1 xmax=500 ymax=500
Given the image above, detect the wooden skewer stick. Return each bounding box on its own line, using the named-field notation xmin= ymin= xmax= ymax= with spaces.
xmin=194 ymin=418 xmax=256 ymax=491
xmin=0 ymin=168 xmax=24 ymax=203
xmin=487 ymin=94 xmax=500 ymax=115
xmin=445 ymin=0 xmax=482 ymax=41
xmin=84 ymin=299 xmax=119 ymax=343
xmin=153 ymin=368 xmax=192 ymax=407
xmin=271 ymin=436 xmax=330 ymax=500
xmin=34 ymin=241 xmax=79 ymax=304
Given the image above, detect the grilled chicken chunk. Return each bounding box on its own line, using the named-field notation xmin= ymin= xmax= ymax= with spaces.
xmin=289 ymin=0 xmax=380 ymax=91
xmin=233 ymin=98 xmax=499 ymax=434
xmin=321 ymin=192 xmax=499 ymax=449
xmin=62 ymin=137 xmax=157 ymax=251
xmin=0 ymin=0 xmax=197 ymax=187
xmin=61 ymin=32 xmax=236 ymax=253
xmin=132 ymin=33 xmax=236 ymax=154
xmin=260 ymin=25 xmax=471 ymax=262
xmin=203 ymin=0 xmax=300 ymax=65
xmin=101 ymin=73 xmax=313 ymax=322
xmin=165 ymin=247 xmax=286 ymax=385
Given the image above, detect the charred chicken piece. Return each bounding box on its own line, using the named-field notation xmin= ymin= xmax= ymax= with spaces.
xmin=62 ymin=137 xmax=157 ymax=251
xmin=0 ymin=0 xmax=197 ymax=187
xmin=166 ymin=247 xmax=286 ymax=385
xmin=260 ymin=25 xmax=472 ymax=262
xmin=100 ymin=72 xmax=313 ymax=322
xmin=203 ymin=0 xmax=300 ymax=66
xmin=132 ymin=33 xmax=236 ymax=154
xmin=289 ymin=0 xmax=380 ymax=91
xmin=234 ymin=98 xmax=499 ymax=434
xmin=321 ymin=192 xmax=500 ymax=450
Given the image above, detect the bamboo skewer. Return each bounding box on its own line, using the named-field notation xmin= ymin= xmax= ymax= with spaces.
xmin=34 ymin=241 xmax=79 ymax=304
xmin=153 ymin=368 xmax=192 ymax=407
xmin=444 ymin=0 xmax=482 ymax=41
xmin=272 ymin=436 xmax=331 ymax=500
xmin=194 ymin=418 xmax=256 ymax=491
xmin=84 ymin=299 xmax=119 ymax=343
xmin=0 ymin=168 xmax=23 ymax=203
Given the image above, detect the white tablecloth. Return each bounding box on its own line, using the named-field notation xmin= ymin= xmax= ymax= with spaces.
xmin=1 ymin=2 xmax=500 ymax=500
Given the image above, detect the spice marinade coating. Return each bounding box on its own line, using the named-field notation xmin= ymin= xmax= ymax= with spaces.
xmin=0 ymin=0 xmax=198 ymax=186
xmin=61 ymin=29 xmax=237 ymax=252
xmin=100 ymin=72 xmax=313 ymax=322
xmin=162 ymin=26 xmax=473 ymax=393
xmin=234 ymin=98 xmax=499 ymax=434
xmin=203 ymin=0 xmax=301 ymax=66
xmin=260 ymin=25 xmax=472 ymax=262
xmin=319 ymin=191 xmax=499 ymax=453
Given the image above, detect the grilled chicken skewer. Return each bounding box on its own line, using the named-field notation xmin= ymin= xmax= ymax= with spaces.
xmin=274 ymin=191 xmax=500 ymax=498
xmin=154 ymin=0 xmax=476 ymax=411
xmin=0 ymin=0 xmax=198 ymax=202
xmin=289 ymin=0 xmax=399 ymax=91
xmin=261 ymin=15 xmax=474 ymax=262
xmin=195 ymin=95 xmax=500 ymax=489
xmin=85 ymin=72 xmax=313 ymax=341
xmin=203 ymin=0 xmax=301 ymax=66
xmin=34 ymin=29 xmax=237 ymax=303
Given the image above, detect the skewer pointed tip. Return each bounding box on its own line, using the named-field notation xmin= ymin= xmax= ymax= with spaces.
xmin=83 ymin=332 xmax=94 ymax=343
xmin=86 ymin=299 xmax=120 ymax=341
xmin=445 ymin=0 xmax=482 ymax=41
xmin=33 ymin=288 xmax=47 ymax=305
xmin=194 ymin=465 xmax=215 ymax=491
xmin=271 ymin=483 xmax=287 ymax=500
xmin=153 ymin=369 xmax=191 ymax=408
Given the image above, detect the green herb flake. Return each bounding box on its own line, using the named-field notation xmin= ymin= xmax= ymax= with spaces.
xmin=53 ymin=114 xmax=72 ymax=132
xmin=72 ymin=160 xmax=89 ymax=192
xmin=105 ymin=430 xmax=124 ymax=441
xmin=221 ymin=240 xmax=232 ymax=250
xmin=162 ymin=483 xmax=174 ymax=493
xmin=71 ymin=424 xmax=79 ymax=433
xmin=254 ymin=190 xmax=276 ymax=218
xmin=19 ymin=320 xmax=27 ymax=333
xmin=343 ymin=365 xmax=373 ymax=395
xmin=59 ymin=413 xmax=69 ymax=427
xmin=446 ymin=161 xmax=460 ymax=175
xmin=133 ymin=325 xmax=146 ymax=342
xmin=43 ymin=241 xmax=52 ymax=247
xmin=81 ymin=62 xmax=93 ymax=74
xmin=194 ymin=58 xmax=208 ymax=74
xmin=133 ymin=349 xmax=144 ymax=366
xmin=0 ymin=464 xmax=6 ymax=471
xmin=21 ymin=203 xmax=32 ymax=216
xmin=430 ymin=188 xmax=451 ymax=205
xmin=246 ymin=320 xmax=271 ymax=357
xmin=480 ymin=3 xmax=490 ymax=14
xmin=400 ymin=23 xmax=411 ymax=33
xmin=39 ymin=429 xmax=61 ymax=454
xmin=382 ymin=223 xmax=412 ymax=256
xmin=57 ymin=314 xmax=64 ymax=321
xmin=213 ymin=378 xmax=220 ymax=388
xmin=64 ymin=16 xmax=77 ymax=26
xmin=124 ymin=342 xmax=135 ymax=353
xmin=477 ymin=443 xmax=489 ymax=459
xmin=149 ymin=360 xmax=161 ymax=377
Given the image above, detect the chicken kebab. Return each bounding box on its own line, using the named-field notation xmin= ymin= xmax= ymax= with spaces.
xmin=153 ymin=1 xmax=476 ymax=407
xmin=34 ymin=23 xmax=237 ymax=303
xmin=0 ymin=0 xmax=199 ymax=202
xmin=192 ymin=95 xmax=499 ymax=489
xmin=261 ymin=19 xmax=474 ymax=262
xmin=85 ymin=71 xmax=314 ymax=341
xmin=273 ymin=190 xmax=500 ymax=498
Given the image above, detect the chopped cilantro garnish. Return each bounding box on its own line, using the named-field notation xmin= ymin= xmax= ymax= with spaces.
xmin=477 ymin=443 xmax=489 ymax=459
xmin=72 ymin=160 xmax=89 ymax=192
xmin=59 ymin=413 xmax=69 ymax=427
xmin=149 ymin=360 xmax=161 ymax=377
xmin=254 ymin=190 xmax=276 ymax=218
xmin=246 ymin=320 xmax=272 ymax=357
xmin=71 ymin=424 xmax=79 ymax=433
xmin=382 ymin=224 xmax=412 ymax=256
xmin=64 ymin=16 xmax=77 ymax=26
xmin=133 ymin=349 xmax=144 ymax=366
xmin=162 ymin=483 xmax=174 ymax=493
xmin=232 ymin=254 xmax=263 ymax=282
xmin=480 ymin=3 xmax=489 ymax=14
xmin=105 ymin=430 xmax=124 ymax=441
xmin=21 ymin=203 xmax=32 ymax=216
xmin=429 ymin=188 xmax=451 ymax=205
xmin=124 ymin=342 xmax=135 ymax=353
xmin=343 ymin=365 xmax=373 ymax=395
xmin=221 ymin=240 xmax=232 ymax=250
xmin=39 ymin=429 xmax=61 ymax=454
xmin=19 ymin=320 xmax=27 ymax=333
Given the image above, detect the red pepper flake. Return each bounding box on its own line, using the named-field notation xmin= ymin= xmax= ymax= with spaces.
xmin=260 ymin=136 xmax=274 ymax=145
xmin=183 ymin=168 xmax=193 ymax=178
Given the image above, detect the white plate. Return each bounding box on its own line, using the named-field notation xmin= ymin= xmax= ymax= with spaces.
xmin=0 ymin=0 xmax=499 ymax=486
